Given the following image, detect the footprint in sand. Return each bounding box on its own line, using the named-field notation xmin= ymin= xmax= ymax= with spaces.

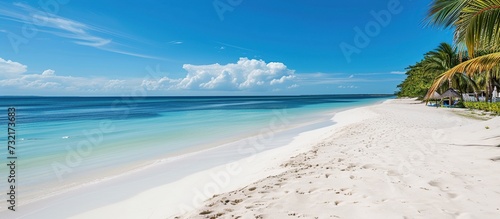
xmin=428 ymin=180 xmax=458 ymax=199
xmin=386 ymin=170 xmax=399 ymax=176
xmin=428 ymin=180 xmax=440 ymax=187
xmin=447 ymin=193 xmax=458 ymax=199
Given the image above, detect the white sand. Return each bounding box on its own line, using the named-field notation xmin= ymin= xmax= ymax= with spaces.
xmin=75 ymin=99 xmax=500 ymax=219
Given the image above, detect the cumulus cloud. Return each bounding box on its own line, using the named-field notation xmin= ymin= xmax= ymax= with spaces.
xmin=0 ymin=58 xmax=27 ymax=77
xmin=4 ymin=57 xmax=402 ymax=95
xmin=0 ymin=68 xmax=131 ymax=92
xmin=41 ymin=69 xmax=55 ymax=76
xmin=0 ymin=57 xmax=300 ymax=94
xmin=142 ymin=58 xmax=296 ymax=91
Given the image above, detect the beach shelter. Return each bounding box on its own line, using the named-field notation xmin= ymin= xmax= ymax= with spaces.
xmin=441 ymin=88 xmax=460 ymax=106
xmin=441 ymin=88 xmax=461 ymax=98
xmin=426 ymin=91 xmax=441 ymax=100
xmin=425 ymin=91 xmax=442 ymax=106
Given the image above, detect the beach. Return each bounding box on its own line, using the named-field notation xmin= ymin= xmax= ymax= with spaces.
xmin=2 ymin=0 xmax=499 ymax=218
xmin=0 ymin=96 xmax=385 ymax=218
xmin=73 ymin=99 xmax=500 ymax=218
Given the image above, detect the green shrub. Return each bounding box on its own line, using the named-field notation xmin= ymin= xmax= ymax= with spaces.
xmin=464 ymin=102 xmax=500 ymax=114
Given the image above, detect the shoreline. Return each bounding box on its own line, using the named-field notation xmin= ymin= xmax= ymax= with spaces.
xmin=9 ymin=98 xmax=497 ymax=218
xmin=14 ymin=97 xmax=386 ymax=207
xmin=70 ymin=100 xmax=388 ymax=218
xmin=3 ymin=99 xmax=386 ymax=218
xmin=174 ymin=98 xmax=500 ymax=218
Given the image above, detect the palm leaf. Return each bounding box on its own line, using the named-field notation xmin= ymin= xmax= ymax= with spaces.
xmin=457 ymin=0 xmax=500 ymax=56
xmin=427 ymin=0 xmax=470 ymax=28
xmin=425 ymin=52 xmax=500 ymax=99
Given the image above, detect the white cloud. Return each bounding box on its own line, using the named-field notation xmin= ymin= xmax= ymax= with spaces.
xmin=140 ymin=76 xmax=179 ymax=91
xmin=10 ymin=3 xmax=113 ymax=48
xmin=390 ymin=71 xmax=406 ymax=75
xmin=216 ymin=42 xmax=255 ymax=52
xmin=33 ymin=15 xmax=87 ymax=34
xmin=348 ymin=74 xmax=354 ymax=78
xmin=143 ymin=58 xmax=296 ymax=91
xmin=0 ymin=3 xmax=161 ymax=60
xmin=270 ymin=75 xmax=294 ymax=85
xmin=0 ymin=58 xmax=27 ymax=77
xmin=0 ymin=68 xmax=132 ymax=92
xmin=338 ymin=85 xmax=358 ymax=89
xmin=0 ymin=58 xmax=401 ymax=95
xmin=169 ymin=41 xmax=183 ymax=45
xmin=1 ymin=58 xmax=298 ymax=94
xmin=41 ymin=69 xmax=55 ymax=76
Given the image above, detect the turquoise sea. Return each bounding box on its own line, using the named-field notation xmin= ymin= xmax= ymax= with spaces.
xmin=0 ymin=95 xmax=391 ymax=208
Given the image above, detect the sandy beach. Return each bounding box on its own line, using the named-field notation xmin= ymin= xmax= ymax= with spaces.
xmin=3 ymin=1 xmax=499 ymax=218
xmin=74 ymin=99 xmax=500 ymax=219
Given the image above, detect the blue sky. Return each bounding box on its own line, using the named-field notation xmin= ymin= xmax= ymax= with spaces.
xmin=0 ymin=0 xmax=452 ymax=96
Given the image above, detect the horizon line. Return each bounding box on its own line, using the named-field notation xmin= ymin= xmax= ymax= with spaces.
xmin=0 ymin=94 xmax=395 ymax=98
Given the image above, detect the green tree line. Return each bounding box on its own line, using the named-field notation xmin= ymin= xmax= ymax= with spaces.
xmin=397 ymin=0 xmax=500 ymax=102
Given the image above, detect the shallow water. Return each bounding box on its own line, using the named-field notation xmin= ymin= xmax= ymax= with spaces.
xmin=0 ymin=95 xmax=391 ymax=206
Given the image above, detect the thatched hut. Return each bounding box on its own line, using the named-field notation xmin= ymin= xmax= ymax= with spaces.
xmin=440 ymin=88 xmax=460 ymax=106
xmin=425 ymin=91 xmax=442 ymax=100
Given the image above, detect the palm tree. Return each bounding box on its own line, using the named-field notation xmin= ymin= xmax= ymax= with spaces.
xmin=425 ymin=0 xmax=500 ymax=102
xmin=422 ymin=42 xmax=461 ymax=88
xmin=422 ymin=42 xmax=479 ymax=99
xmin=397 ymin=60 xmax=444 ymax=98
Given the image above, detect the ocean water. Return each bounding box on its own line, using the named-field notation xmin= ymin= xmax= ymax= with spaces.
xmin=0 ymin=95 xmax=391 ymax=205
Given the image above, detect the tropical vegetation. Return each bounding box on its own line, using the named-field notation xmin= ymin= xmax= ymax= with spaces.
xmin=464 ymin=101 xmax=500 ymax=114
xmin=397 ymin=0 xmax=500 ymax=105
xmin=397 ymin=42 xmax=467 ymax=98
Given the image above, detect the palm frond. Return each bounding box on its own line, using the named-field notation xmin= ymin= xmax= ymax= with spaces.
xmin=425 ymin=52 xmax=500 ymax=99
xmin=426 ymin=0 xmax=470 ymax=28
xmin=457 ymin=0 xmax=500 ymax=56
